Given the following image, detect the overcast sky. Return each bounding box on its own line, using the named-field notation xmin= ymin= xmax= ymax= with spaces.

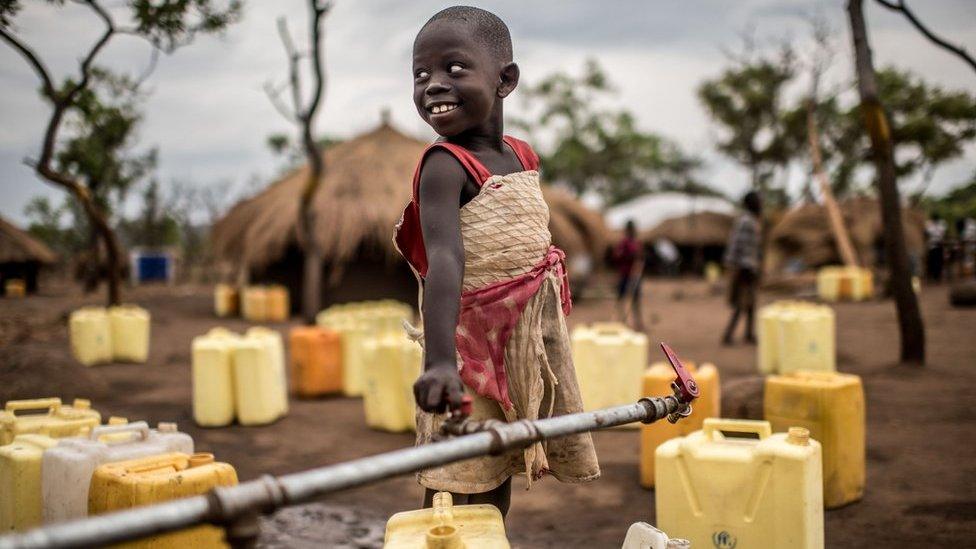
xmin=1 ymin=0 xmax=974 ymax=226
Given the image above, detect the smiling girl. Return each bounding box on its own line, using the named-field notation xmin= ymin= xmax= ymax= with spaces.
xmin=394 ymin=6 xmax=600 ymax=516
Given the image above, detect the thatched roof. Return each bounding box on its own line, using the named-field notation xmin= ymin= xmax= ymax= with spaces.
xmin=212 ymin=122 xmax=609 ymax=271
xmin=0 ymin=216 xmax=57 ymax=264
xmin=766 ymin=197 xmax=925 ymax=272
xmin=643 ymin=211 xmax=734 ymax=247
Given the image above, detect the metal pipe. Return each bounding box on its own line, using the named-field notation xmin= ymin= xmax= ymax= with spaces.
xmin=0 ymin=395 xmax=685 ymax=549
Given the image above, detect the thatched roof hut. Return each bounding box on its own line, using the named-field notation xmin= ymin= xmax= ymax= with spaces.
xmin=212 ymin=121 xmax=608 ymax=306
xmin=0 ymin=216 xmax=57 ymax=295
xmin=765 ymin=197 xmax=926 ymax=273
xmin=644 ymin=211 xmax=734 ymax=248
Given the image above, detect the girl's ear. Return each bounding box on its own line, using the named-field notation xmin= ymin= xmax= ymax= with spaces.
xmin=497 ymin=62 xmax=520 ymax=98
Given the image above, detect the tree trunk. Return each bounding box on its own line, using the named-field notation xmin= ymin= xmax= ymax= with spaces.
xmin=79 ymin=191 xmax=123 ymax=306
xmin=847 ymin=0 xmax=925 ymax=364
xmin=301 ymin=207 xmax=323 ymax=323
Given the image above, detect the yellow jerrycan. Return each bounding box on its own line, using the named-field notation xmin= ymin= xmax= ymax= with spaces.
xmin=816 ymin=267 xmax=841 ymax=302
xmin=5 ymin=279 xmax=26 ymax=298
xmin=639 ymin=361 xmax=720 ymax=488
xmin=233 ymin=328 xmax=288 ymax=425
xmin=656 ymin=419 xmax=824 ymax=549
xmin=758 ymin=301 xmax=835 ymax=375
xmin=362 ymin=334 xmax=423 ymax=432
xmin=89 ymin=452 xmax=238 ymax=548
xmin=266 ymin=285 xmax=290 ymax=322
xmin=0 ymin=434 xmax=60 ymax=532
xmin=0 ymin=398 xmax=101 ymax=445
xmin=384 ymin=491 xmax=510 ymax=548
xmin=317 ymin=309 xmax=369 ymax=397
xmin=192 ymin=328 xmax=239 ymax=427
xmin=241 ymin=286 xmax=269 ymax=322
xmin=764 ymin=371 xmax=865 ymax=508
xmin=69 ymin=307 xmax=113 ymax=366
xmin=213 ymin=284 xmax=239 ymax=317
xmin=571 ymin=323 xmax=648 ymax=421
xmin=109 ymin=305 xmax=151 ymax=363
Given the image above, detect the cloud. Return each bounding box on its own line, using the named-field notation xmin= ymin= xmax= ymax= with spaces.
xmin=1 ymin=0 xmax=974 ymax=226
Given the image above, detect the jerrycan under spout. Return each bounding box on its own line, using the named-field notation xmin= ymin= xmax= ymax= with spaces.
xmin=655 ymin=419 xmax=824 ymax=549
xmin=384 ymin=492 xmax=509 ymax=548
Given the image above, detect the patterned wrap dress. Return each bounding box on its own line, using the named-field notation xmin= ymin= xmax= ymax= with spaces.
xmin=394 ymin=136 xmax=601 ymax=493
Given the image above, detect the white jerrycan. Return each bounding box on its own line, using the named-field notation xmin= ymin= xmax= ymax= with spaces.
xmin=622 ymin=522 xmax=690 ymax=549
xmin=41 ymin=421 xmax=193 ymax=523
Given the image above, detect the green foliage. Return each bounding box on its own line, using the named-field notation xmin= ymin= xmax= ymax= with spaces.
xmin=266 ymin=132 xmax=342 ymax=173
xmin=130 ymin=0 xmax=242 ymax=52
xmin=118 ymin=180 xmax=181 ymax=247
xmin=920 ymin=171 xmax=976 ymax=227
xmin=517 ymin=60 xmax=703 ymax=207
xmin=697 ymin=47 xmax=796 ymax=202
xmin=24 ymin=196 xmax=90 ymax=257
xmin=56 ymin=68 xmax=157 ymax=214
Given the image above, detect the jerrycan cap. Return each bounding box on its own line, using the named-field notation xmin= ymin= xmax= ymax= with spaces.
xmin=107 ymin=417 xmax=128 ymax=425
xmin=157 ymin=422 xmax=177 ymax=433
xmin=189 ymin=453 xmax=215 ymax=467
xmin=73 ymin=399 xmax=91 ymax=410
xmin=787 ymin=426 xmax=811 ymax=446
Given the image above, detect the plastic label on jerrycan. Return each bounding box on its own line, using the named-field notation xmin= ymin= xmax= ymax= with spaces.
xmin=192 ymin=329 xmax=238 ymax=427
xmin=42 ymin=421 xmax=194 ymax=523
xmin=69 ymin=307 xmax=113 ymax=366
xmin=89 ymin=452 xmax=238 ymax=549
xmin=640 ymin=361 xmax=720 ymax=488
xmin=289 ymin=326 xmax=343 ymax=397
xmin=571 ymin=323 xmax=647 ymax=424
xmin=655 ymin=419 xmax=824 ymax=549
xmin=0 ymin=398 xmax=101 ymax=445
xmin=764 ymin=371 xmax=865 ymax=508
xmin=362 ymin=334 xmax=423 ymax=432
xmin=385 ymin=491 xmax=510 ymax=548
xmin=0 ymin=434 xmax=59 ymax=532
xmin=109 ymin=305 xmax=151 ymax=363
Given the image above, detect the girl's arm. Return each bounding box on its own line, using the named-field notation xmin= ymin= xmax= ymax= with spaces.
xmin=413 ymin=149 xmax=467 ymax=414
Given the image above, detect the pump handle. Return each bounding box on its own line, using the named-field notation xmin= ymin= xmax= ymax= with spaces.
xmin=660 ymin=342 xmax=700 ymax=402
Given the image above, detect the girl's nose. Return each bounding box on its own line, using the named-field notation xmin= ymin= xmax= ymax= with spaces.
xmin=425 ymin=79 xmax=450 ymax=96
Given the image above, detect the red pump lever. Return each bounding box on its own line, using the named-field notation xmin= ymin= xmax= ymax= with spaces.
xmin=661 ymin=342 xmax=699 ymax=403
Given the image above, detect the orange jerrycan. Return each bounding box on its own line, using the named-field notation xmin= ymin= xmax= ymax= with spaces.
xmin=192 ymin=329 xmax=238 ymax=427
xmin=361 ymin=334 xmax=423 ymax=432
xmin=266 ymin=285 xmax=290 ymax=321
xmin=109 ymin=305 xmax=151 ymax=363
xmin=5 ymin=279 xmax=26 ymax=298
xmin=0 ymin=398 xmax=101 ymax=445
xmin=764 ymin=371 xmax=865 ymax=508
xmin=0 ymin=434 xmax=60 ymax=532
xmin=89 ymin=452 xmax=238 ymax=548
xmin=213 ymin=284 xmax=239 ymax=317
xmin=69 ymin=307 xmax=113 ymax=366
xmin=289 ymin=326 xmax=343 ymax=397
xmin=384 ymin=491 xmax=510 ymax=548
xmin=656 ymin=419 xmax=824 ymax=549
xmin=241 ymin=286 xmax=269 ymax=322
xmin=639 ymin=361 xmax=720 ymax=488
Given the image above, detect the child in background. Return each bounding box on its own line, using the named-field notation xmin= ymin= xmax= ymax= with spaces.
xmin=394 ymin=6 xmax=599 ymax=515
xmin=613 ymin=220 xmax=646 ymax=332
xmin=722 ymin=190 xmax=762 ymax=345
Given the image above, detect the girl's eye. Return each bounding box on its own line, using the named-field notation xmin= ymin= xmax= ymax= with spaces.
xmin=448 ymin=63 xmax=464 ymax=74
xmin=416 ymin=70 xmax=429 ymax=79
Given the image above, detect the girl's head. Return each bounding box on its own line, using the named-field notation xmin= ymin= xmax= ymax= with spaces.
xmin=412 ymin=6 xmax=519 ymax=137
xmin=743 ymin=190 xmax=762 ymax=216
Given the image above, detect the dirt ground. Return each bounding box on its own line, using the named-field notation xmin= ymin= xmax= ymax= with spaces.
xmin=1 ymin=277 xmax=975 ymax=548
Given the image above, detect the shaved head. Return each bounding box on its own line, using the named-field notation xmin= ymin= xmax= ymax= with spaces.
xmin=417 ymin=5 xmax=513 ymax=63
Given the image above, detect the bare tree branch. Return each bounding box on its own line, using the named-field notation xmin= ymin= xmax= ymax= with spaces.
xmin=875 ymin=0 xmax=976 ymax=75
xmin=134 ymin=47 xmax=161 ymax=90
xmin=276 ymin=16 xmax=305 ymax=121
xmin=305 ymin=1 xmax=332 ymax=125
xmin=0 ymin=28 xmax=57 ymax=99
xmin=263 ymin=80 xmax=297 ymax=122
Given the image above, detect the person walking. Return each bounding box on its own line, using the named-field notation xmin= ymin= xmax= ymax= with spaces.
xmin=722 ymin=191 xmax=762 ymax=345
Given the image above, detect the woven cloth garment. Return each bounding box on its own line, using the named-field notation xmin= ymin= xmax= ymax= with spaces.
xmin=396 ymin=139 xmax=600 ymax=493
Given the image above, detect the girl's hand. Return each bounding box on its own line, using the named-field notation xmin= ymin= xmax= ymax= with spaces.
xmin=414 ymin=364 xmax=465 ymax=414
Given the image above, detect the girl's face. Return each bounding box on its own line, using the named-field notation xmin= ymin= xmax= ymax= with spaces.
xmin=412 ymin=21 xmax=504 ymax=137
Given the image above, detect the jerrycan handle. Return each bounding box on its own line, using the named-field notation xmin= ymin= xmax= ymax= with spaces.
xmin=125 ymin=454 xmax=189 ymax=475
xmin=37 ymin=417 xmax=98 ymax=435
xmin=90 ymin=421 xmax=150 ymax=444
xmin=5 ymin=398 xmax=62 ymax=415
xmin=703 ymin=418 xmax=771 ymax=440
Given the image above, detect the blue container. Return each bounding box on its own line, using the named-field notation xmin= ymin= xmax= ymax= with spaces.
xmin=136 ymin=254 xmax=170 ymax=283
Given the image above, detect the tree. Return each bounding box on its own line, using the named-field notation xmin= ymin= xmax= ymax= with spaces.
xmin=847 ymin=0 xmax=925 ymax=364
xmin=0 ymin=0 xmax=241 ymax=305
xmin=698 ymin=44 xmax=796 ymax=206
xmin=875 ymin=0 xmax=976 ymax=75
xmin=517 ymin=60 xmax=701 ymax=206
xmin=264 ymin=1 xmax=332 ymax=324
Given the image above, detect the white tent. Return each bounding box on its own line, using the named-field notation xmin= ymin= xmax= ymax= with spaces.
xmin=604 ymin=192 xmax=734 ymax=231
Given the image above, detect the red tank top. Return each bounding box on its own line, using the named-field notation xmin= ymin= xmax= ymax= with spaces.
xmin=393 ymin=136 xmax=540 ymax=278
